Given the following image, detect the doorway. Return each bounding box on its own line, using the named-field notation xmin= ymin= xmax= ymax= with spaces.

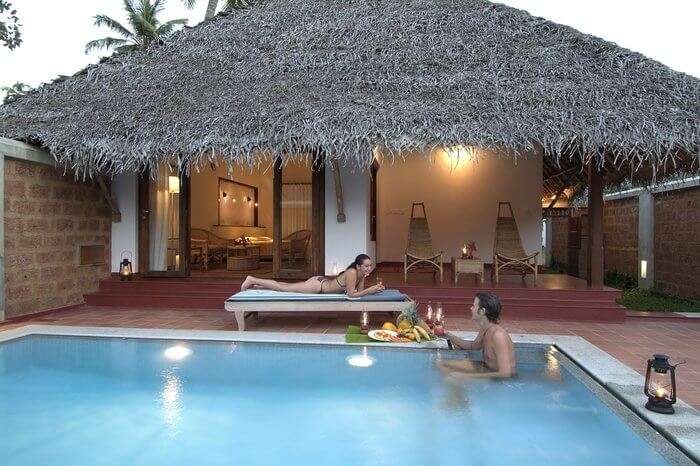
xmin=138 ymin=165 xmax=190 ymax=277
xmin=138 ymin=157 xmax=324 ymax=279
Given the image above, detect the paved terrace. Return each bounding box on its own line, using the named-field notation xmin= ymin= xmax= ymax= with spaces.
xmin=2 ymin=305 xmax=698 ymax=409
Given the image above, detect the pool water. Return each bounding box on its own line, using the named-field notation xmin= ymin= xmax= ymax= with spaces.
xmin=0 ymin=335 xmax=676 ymax=466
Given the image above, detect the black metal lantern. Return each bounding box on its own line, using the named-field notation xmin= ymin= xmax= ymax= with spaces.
xmin=644 ymin=354 xmax=677 ymax=414
xmin=119 ymin=250 xmax=133 ymax=281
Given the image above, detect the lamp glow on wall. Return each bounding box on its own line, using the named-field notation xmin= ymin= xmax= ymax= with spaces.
xmin=443 ymin=145 xmax=476 ymax=172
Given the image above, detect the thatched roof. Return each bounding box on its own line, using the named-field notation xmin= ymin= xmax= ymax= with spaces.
xmin=0 ymin=0 xmax=698 ymax=181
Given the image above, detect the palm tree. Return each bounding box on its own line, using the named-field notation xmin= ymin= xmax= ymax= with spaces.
xmin=204 ymin=0 xmax=256 ymax=20
xmin=85 ymin=0 xmax=188 ymax=54
xmin=1 ymin=81 xmax=30 ymax=104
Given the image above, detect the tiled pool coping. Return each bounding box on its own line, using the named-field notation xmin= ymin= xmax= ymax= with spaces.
xmin=2 ymin=324 xmax=699 ymax=463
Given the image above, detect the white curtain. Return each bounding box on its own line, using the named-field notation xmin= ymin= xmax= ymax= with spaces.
xmin=149 ymin=165 xmax=174 ymax=271
xmin=281 ymin=183 xmax=312 ymax=236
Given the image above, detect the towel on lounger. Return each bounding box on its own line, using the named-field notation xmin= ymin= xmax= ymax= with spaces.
xmin=227 ymin=289 xmax=409 ymax=302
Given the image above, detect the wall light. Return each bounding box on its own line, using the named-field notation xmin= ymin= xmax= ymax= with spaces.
xmin=168 ymin=175 xmax=180 ymax=194
xmin=640 ymin=260 xmax=648 ymax=279
xmin=443 ymin=145 xmax=475 ymax=171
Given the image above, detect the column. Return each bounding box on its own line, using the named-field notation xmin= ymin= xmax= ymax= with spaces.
xmin=638 ymin=191 xmax=654 ymax=289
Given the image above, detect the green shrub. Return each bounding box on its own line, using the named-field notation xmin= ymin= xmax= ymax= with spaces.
xmin=617 ymin=288 xmax=700 ymax=313
xmin=604 ymin=270 xmax=638 ymax=290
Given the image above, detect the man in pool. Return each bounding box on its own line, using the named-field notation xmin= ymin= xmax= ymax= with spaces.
xmin=437 ymin=292 xmax=516 ymax=379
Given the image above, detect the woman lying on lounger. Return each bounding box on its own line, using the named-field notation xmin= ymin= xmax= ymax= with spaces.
xmin=240 ymin=254 xmax=385 ymax=297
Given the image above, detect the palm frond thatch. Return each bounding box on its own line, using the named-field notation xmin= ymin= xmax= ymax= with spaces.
xmin=0 ymin=0 xmax=697 ymax=180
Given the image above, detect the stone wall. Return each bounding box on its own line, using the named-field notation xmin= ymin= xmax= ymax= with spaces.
xmin=654 ymin=187 xmax=699 ymax=298
xmin=603 ymin=197 xmax=638 ymax=277
xmin=4 ymin=158 xmax=112 ymax=318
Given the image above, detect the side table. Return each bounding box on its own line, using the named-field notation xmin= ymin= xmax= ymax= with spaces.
xmin=452 ymin=257 xmax=484 ymax=285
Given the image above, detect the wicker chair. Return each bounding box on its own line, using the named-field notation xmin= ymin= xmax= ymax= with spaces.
xmin=282 ymin=229 xmax=312 ymax=265
xmin=190 ymin=228 xmax=228 ymax=269
xmin=404 ymin=203 xmax=443 ymax=283
xmin=492 ymin=202 xmax=539 ymax=284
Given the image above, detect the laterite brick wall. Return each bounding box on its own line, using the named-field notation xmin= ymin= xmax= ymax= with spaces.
xmin=603 ymin=197 xmax=638 ymax=277
xmin=654 ymin=187 xmax=699 ymax=298
xmin=4 ymin=158 xmax=112 ymax=318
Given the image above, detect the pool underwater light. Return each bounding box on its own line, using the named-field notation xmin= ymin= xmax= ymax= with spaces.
xmin=347 ymin=347 xmax=374 ymax=368
xmin=164 ymin=345 xmax=192 ymax=361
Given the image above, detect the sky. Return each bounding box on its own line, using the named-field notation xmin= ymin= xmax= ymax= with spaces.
xmin=1 ymin=0 xmax=699 ymax=101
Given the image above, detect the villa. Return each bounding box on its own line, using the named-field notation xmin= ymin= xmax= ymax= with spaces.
xmin=0 ymin=0 xmax=698 ymax=464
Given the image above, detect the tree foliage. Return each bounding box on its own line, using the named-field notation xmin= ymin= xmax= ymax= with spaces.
xmin=86 ymin=0 xmax=187 ymax=55
xmin=0 ymin=0 xmax=21 ymax=50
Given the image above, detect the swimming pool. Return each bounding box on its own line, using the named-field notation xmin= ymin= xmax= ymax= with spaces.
xmin=0 ymin=333 xmax=693 ymax=466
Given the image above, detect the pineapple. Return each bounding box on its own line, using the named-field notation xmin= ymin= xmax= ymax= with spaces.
xmin=398 ymin=301 xmax=420 ymax=327
xmin=397 ymin=301 xmax=436 ymax=340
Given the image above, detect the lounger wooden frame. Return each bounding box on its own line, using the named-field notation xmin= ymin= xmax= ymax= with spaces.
xmin=224 ymin=299 xmax=410 ymax=331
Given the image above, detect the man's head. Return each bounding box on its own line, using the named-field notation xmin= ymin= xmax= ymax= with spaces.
xmin=470 ymin=292 xmax=502 ymax=323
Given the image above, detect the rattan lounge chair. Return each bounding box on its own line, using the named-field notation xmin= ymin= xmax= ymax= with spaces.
xmin=404 ymin=203 xmax=443 ymax=283
xmin=492 ymin=202 xmax=538 ymax=284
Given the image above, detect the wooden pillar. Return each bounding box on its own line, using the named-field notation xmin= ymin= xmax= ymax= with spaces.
xmin=587 ymin=163 xmax=604 ymax=288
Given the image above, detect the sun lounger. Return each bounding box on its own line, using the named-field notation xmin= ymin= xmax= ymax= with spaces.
xmin=224 ymin=289 xmax=411 ymax=331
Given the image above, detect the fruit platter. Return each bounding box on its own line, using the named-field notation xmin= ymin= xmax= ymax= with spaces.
xmin=377 ymin=320 xmax=437 ymax=343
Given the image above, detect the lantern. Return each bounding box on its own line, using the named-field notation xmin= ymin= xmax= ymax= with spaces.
xmin=119 ymin=250 xmax=133 ymax=281
xmin=360 ymin=310 xmax=370 ymax=334
xmin=461 ymin=244 xmax=468 ymax=259
xmin=644 ymin=354 xmax=677 ymax=414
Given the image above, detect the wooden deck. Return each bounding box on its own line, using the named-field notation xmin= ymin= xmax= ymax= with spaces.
xmin=85 ymin=265 xmax=626 ymax=322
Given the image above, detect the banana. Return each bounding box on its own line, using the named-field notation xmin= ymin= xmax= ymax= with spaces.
xmin=415 ymin=326 xmax=431 ymax=341
xmin=412 ymin=327 xmax=422 ymax=343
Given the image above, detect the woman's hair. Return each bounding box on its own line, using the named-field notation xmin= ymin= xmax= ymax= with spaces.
xmin=346 ymin=254 xmax=371 ymax=270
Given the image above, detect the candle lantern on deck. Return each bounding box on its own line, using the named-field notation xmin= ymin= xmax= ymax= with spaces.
xmin=425 ymin=302 xmax=434 ymax=328
xmin=644 ymin=354 xmax=677 ymax=414
xmin=433 ymin=303 xmax=445 ymax=336
xmin=360 ymin=310 xmax=370 ymax=335
xmin=119 ymin=250 xmax=133 ymax=281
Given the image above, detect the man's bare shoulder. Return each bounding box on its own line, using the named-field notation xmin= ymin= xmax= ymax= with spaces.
xmin=490 ymin=326 xmax=513 ymax=343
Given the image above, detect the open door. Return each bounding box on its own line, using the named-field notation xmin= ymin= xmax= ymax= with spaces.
xmin=138 ymin=165 xmax=190 ymax=277
xmin=273 ymin=156 xmax=325 ymax=279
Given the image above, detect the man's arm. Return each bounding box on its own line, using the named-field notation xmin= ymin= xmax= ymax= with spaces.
xmin=445 ymin=331 xmax=483 ymax=351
